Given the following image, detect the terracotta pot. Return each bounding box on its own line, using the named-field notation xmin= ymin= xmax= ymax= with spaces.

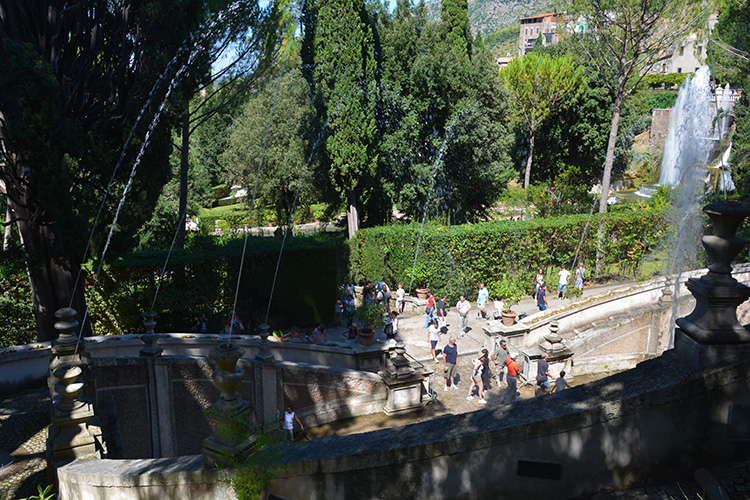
xmin=501 ymin=310 xmax=517 ymax=327
xmin=358 ymin=329 xmax=375 ymax=346
xmin=416 ymin=288 xmax=429 ymax=300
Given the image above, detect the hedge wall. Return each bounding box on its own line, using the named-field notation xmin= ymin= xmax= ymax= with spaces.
xmin=349 ymin=210 xmax=666 ymax=302
xmin=89 ymin=235 xmax=344 ymax=336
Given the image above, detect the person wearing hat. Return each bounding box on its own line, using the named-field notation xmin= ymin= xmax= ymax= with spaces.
xmin=501 ymin=351 xmax=520 ymax=404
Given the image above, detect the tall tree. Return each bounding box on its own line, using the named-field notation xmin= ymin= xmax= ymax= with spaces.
xmin=441 ymin=0 xmax=471 ymax=57
xmin=563 ymin=0 xmax=702 ymax=214
xmin=304 ymin=0 xmax=379 ymax=238
xmin=499 ymin=52 xmax=585 ymax=189
xmin=222 ymin=70 xmax=316 ymax=225
xmin=0 ymin=0 xmax=259 ymax=340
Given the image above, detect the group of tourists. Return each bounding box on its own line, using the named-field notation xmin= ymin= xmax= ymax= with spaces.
xmin=441 ymin=336 xmax=522 ymax=405
xmin=534 ymin=263 xmax=586 ymax=311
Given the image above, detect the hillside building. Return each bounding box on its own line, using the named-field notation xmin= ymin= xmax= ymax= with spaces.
xmin=518 ymin=13 xmax=560 ymax=56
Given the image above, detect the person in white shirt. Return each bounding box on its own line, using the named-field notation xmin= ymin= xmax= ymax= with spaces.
xmin=427 ymin=319 xmax=441 ymax=363
xmin=283 ymin=406 xmax=304 ymax=442
xmin=395 ymin=284 xmax=406 ymax=313
xmin=557 ymin=266 xmax=571 ymax=299
xmin=456 ymin=295 xmax=471 ymax=336
xmin=476 ymin=283 xmax=489 ymax=319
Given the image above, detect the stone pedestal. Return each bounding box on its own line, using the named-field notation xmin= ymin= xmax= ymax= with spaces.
xmin=139 ymin=310 xmax=162 ymax=357
xmin=46 ymin=363 xmax=101 ymax=474
xmin=675 ymin=202 xmax=750 ymax=370
xmin=48 ymin=308 xmax=94 ymax=401
xmin=203 ymin=343 xmax=254 ymax=468
xmin=380 ymin=343 xmax=425 ymax=415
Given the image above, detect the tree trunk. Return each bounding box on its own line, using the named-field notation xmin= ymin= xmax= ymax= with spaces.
xmin=347 ymin=190 xmax=359 ymax=239
xmin=524 ymin=132 xmax=535 ymax=190
xmin=595 ymin=90 xmax=625 ymax=276
xmin=11 ymin=200 xmax=92 ymax=342
xmin=598 ymin=91 xmax=624 ymax=214
xmin=176 ymin=112 xmax=190 ymax=249
xmin=3 ymin=201 xmax=11 ymax=252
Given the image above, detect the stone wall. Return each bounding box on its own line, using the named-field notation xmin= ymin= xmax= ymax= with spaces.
xmin=57 ymin=352 xmax=750 ymax=499
xmin=93 ymin=356 xmax=387 ymax=459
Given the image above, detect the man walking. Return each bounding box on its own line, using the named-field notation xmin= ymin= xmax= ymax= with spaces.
xmin=476 ymin=283 xmax=489 ymax=319
xmin=501 ymin=352 xmax=520 ymax=404
xmin=456 ymin=295 xmax=471 ymax=336
xmin=537 ymin=285 xmax=548 ymax=311
xmin=436 ymin=295 xmax=448 ymax=327
xmin=443 ymin=336 xmax=459 ymax=390
xmin=557 ymin=266 xmax=571 ymax=299
xmin=535 ymin=352 xmax=555 ymax=397
xmin=492 ymin=338 xmax=510 ymax=388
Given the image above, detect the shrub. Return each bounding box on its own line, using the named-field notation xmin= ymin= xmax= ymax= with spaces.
xmin=0 ymin=258 xmax=36 ymax=347
xmin=349 ymin=210 xmax=667 ymax=302
xmin=88 ymin=234 xmax=344 ymax=335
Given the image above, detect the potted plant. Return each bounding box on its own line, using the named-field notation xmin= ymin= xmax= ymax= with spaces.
xmin=495 ymin=277 xmax=525 ymax=326
xmin=407 ymin=262 xmax=430 ymax=299
xmin=352 ymin=301 xmax=386 ymax=346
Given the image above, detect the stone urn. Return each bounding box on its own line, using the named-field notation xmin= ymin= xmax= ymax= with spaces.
xmin=501 ymin=309 xmax=517 ymax=326
xmin=358 ymin=329 xmax=375 ymax=346
xmin=415 ymin=288 xmax=428 ymax=299
xmin=209 ymin=342 xmax=247 ymax=413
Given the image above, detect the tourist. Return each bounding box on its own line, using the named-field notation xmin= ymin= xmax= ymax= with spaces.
xmin=395 ymin=284 xmax=405 ymax=313
xmin=269 ymin=330 xmax=283 ymax=342
xmin=501 ymin=352 xmax=520 ymax=404
xmin=456 ymin=295 xmax=471 ymax=336
xmin=574 ymin=263 xmax=585 ymax=293
xmin=343 ymin=322 xmax=359 ymax=340
xmin=384 ymin=311 xmax=399 ymax=340
xmin=466 ymin=351 xmax=487 ymax=404
xmin=534 ymin=268 xmax=545 ymax=300
xmin=537 ymin=285 xmax=548 ymax=311
xmin=283 ymin=406 xmax=304 ymax=442
xmin=480 ymin=348 xmax=492 ymax=390
xmin=557 ymin=266 xmax=571 ymax=299
xmin=492 ymin=338 xmax=510 ymax=388
xmin=191 ymin=312 xmax=208 ymax=333
xmin=427 ymin=318 xmax=441 ymax=363
xmin=535 ymin=352 xmax=556 ymax=397
xmin=443 ymin=336 xmax=459 ymax=391
xmin=382 ymin=282 xmax=392 ymax=312
xmin=476 ymin=283 xmax=489 ymax=319
xmin=362 ymin=281 xmax=374 ymax=304
xmin=424 ymin=291 xmax=435 ymax=328
xmin=310 ymin=324 xmax=327 ymax=343
xmin=220 ymin=317 xmax=232 ymax=335
xmin=492 ymin=298 xmax=504 ymax=320
xmin=283 ymin=325 xmax=301 ymax=341
xmin=554 ymin=370 xmax=571 ymax=392
xmin=346 ymin=280 xmax=356 ymax=299
xmin=436 ymin=295 xmax=448 ymax=328
xmin=342 ymin=294 xmax=355 ymax=327
xmin=230 ymin=313 xmax=244 ymax=334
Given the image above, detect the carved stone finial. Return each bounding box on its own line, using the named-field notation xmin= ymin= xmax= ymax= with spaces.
xmin=139 ymin=310 xmax=162 ymax=357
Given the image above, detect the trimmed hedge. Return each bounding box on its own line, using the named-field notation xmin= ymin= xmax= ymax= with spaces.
xmin=88 ymin=235 xmax=344 ymax=335
xmin=349 ymin=210 xmax=666 ymax=302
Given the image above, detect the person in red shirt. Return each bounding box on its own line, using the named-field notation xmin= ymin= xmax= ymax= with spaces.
xmin=501 ymin=352 xmax=520 ymax=404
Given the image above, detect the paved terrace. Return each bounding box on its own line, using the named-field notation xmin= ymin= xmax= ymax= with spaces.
xmin=3 ymin=281 xmax=750 ymax=499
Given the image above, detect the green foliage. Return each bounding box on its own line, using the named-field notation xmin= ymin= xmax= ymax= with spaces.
xmin=441 ymin=0 xmax=472 ymax=57
xmin=352 ymin=301 xmax=386 ymax=330
xmin=641 ymin=73 xmax=689 ymax=90
xmin=87 ymin=235 xmax=343 ymax=335
xmin=0 ymin=258 xmax=36 ymax=348
xmin=483 ymin=22 xmax=521 ymax=58
xmin=731 ymin=94 xmax=750 ymax=199
xmin=499 ymin=52 xmax=586 ymax=188
xmin=212 ymin=185 xmax=232 ymax=199
xmin=643 ymin=90 xmax=678 ymax=111
xmin=713 ymin=0 xmax=750 ymax=88
xmin=349 ymin=210 xmax=667 ymax=302
xmin=493 ymin=276 xmax=526 ymax=310
xmin=17 ymin=484 xmax=55 ymax=500
xmin=221 ymin=70 xmax=316 ymax=225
